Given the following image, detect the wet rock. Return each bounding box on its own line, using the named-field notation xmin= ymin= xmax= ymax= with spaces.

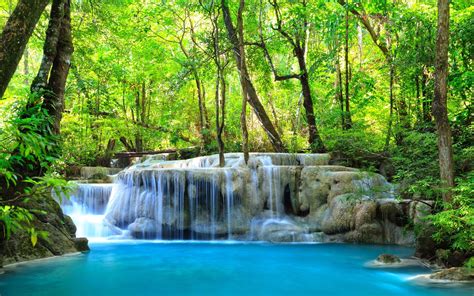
xmin=376 ymin=254 xmax=402 ymax=264
xmin=320 ymin=194 xmax=359 ymax=234
xmin=128 ymin=218 xmax=159 ymax=238
xmin=74 ymin=238 xmax=90 ymax=252
xmin=80 ymin=166 xmax=122 ymax=180
xmin=1 ymin=194 xmax=88 ymax=266
xmin=76 ymin=153 xmax=411 ymax=245
xmin=346 ymin=223 xmax=384 ymax=244
xmin=63 ymin=215 xmax=77 ymax=237
xmin=429 ymin=268 xmax=474 ymax=282
xmin=378 ymin=201 xmax=405 ymax=226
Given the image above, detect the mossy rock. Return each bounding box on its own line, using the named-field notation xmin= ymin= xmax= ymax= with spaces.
xmin=430 ymin=268 xmax=474 ymax=282
xmin=376 ymin=254 xmax=402 ymax=264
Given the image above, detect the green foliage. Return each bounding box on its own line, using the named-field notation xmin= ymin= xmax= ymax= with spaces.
xmin=0 ymin=95 xmax=72 ymax=246
xmin=324 ymin=127 xmax=384 ymax=172
xmin=428 ymin=173 xmax=474 ymax=253
xmin=0 ymin=0 xmax=471 ymax=260
xmin=0 ymin=205 xmax=33 ymax=240
xmin=391 ymin=131 xmax=440 ymax=199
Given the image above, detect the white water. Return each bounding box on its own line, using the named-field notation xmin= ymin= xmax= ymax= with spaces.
xmin=60 ymin=153 xmax=393 ymax=241
xmin=61 ymin=183 xmax=115 ymax=238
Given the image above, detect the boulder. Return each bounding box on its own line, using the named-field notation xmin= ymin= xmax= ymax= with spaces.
xmin=429 ymin=267 xmax=474 ymax=282
xmin=128 ymin=218 xmax=159 ymax=238
xmin=0 ymin=194 xmax=88 ymax=266
xmin=74 ymin=238 xmax=90 ymax=252
xmin=376 ymin=254 xmax=402 ymax=264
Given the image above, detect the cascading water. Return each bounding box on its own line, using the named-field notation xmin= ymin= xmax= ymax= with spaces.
xmin=61 ymin=183 xmax=115 ymax=238
xmin=224 ymin=169 xmax=234 ymax=239
xmin=61 ymin=153 xmax=399 ymax=243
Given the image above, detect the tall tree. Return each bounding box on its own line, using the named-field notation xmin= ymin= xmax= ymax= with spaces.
xmin=432 ymin=0 xmax=454 ymax=201
xmin=221 ymin=0 xmax=286 ymax=154
xmin=259 ymin=0 xmax=326 ymax=152
xmin=337 ymin=0 xmax=398 ymax=149
xmin=40 ymin=0 xmax=74 ymax=135
xmin=344 ymin=8 xmax=352 ymax=129
xmin=209 ymin=4 xmax=228 ymax=167
xmin=0 ymin=0 xmax=50 ymax=99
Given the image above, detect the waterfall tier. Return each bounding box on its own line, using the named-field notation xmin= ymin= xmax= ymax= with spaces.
xmin=62 ymin=153 xmax=420 ymax=244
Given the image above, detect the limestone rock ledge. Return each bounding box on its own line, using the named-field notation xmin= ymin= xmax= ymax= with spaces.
xmin=0 ymin=194 xmax=89 ymax=267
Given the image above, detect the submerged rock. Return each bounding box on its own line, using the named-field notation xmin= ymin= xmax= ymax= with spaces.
xmin=376 ymin=254 xmax=402 ymax=264
xmin=429 ymin=268 xmax=474 ymax=282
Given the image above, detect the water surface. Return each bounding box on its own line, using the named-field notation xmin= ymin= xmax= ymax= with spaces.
xmin=1 ymin=242 xmax=472 ymax=296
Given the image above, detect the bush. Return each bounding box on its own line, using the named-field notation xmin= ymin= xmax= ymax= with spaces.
xmin=428 ymin=173 xmax=474 ymax=254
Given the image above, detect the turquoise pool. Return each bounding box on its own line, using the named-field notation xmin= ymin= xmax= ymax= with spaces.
xmin=0 ymin=242 xmax=472 ymax=295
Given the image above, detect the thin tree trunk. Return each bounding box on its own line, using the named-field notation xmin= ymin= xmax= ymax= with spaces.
xmin=134 ymin=89 xmax=143 ymax=152
xmin=194 ymin=74 xmax=211 ymax=150
xmin=384 ymin=63 xmax=394 ymax=150
xmin=421 ymin=71 xmax=432 ymax=122
xmin=0 ymin=0 xmax=50 ymax=99
xmin=23 ymin=45 xmax=29 ymax=86
xmin=221 ymin=0 xmax=286 ymax=153
xmin=295 ymin=48 xmax=325 ymax=152
xmin=215 ymin=73 xmax=226 ymax=167
xmin=211 ymin=6 xmax=226 ymax=167
xmin=357 ymin=24 xmax=363 ymax=68
xmin=237 ymin=0 xmax=249 ymax=163
xmin=262 ymin=0 xmax=324 ymax=152
xmin=432 ymin=0 xmax=454 ymax=202
xmin=415 ymin=75 xmax=422 ymax=122
xmin=141 ymin=81 xmax=147 ymax=125
xmin=344 ymin=8 xmax=352 ymax=129
xmin=336 ymin=54 xmax=345 ymax=129
xmin=219 ymin=75 xmax=226 ymax=165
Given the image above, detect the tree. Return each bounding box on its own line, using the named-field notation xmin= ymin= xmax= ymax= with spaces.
xmin=0 ymin=0 xmax=50 ymax=99
xmin=343 ymin=8 xmax=352 ymax=129
xmin=337 ymin=0 xmax=397 ymax=149
xmin=258 ymin=0 xmax=326 ymax=152
xmin=432 ymin=0 xmax=454 ymax=202
xmin=221 ymin=0 xmax=286 ymax=154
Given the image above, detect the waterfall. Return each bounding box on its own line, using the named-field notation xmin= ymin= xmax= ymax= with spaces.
xmin=60 ymin=153 xmax=398 ymax=243
xmin=61 ymin=183 xmax=114 ymax=238
xmin=224 ymin=169 xmax=234 ymax=239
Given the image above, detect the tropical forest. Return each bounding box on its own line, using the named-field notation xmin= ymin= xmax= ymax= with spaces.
xmin=0 ymin=0 xmax=472 ymax=295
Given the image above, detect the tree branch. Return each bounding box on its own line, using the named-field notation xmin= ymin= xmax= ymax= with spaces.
xmin=337 ymin=0 xmax=389 ymax=58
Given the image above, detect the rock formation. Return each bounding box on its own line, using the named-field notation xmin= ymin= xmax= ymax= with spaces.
xmin=63 ymin=153 xmax=420 ymax=244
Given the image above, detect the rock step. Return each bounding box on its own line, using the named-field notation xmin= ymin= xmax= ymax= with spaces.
xmin=132 ymin=153 xmax=331 ymax=169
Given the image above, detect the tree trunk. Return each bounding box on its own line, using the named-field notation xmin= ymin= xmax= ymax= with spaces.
xmin=344 ymin=9 xmax=352 ymax=129
xmin=221 ymin=0 xmax=286 ymax=153
xmin=237 ymin=0 xmax=249 ymax=163
xmin=421 ymin=71 xmax=432 ymax=122
xmin=295 ymin=47 xmax=325 ymax=152
xmin=194 ymin=73 xmax=211 ymax=150
xmin=31 ymin=0 xmax=66 ymax=94
xmin=134 ymin=89 xmax=143 ymax=152
xmin=211 ymin=7 xmax=226 ymax=167
xmin=336 ymin=54 xmax=345 ymax=129
xmin=384 ymin=63 xmax=394 ymax=150
xmin=23 ymin=45 xmax=29 ymax=86
xmin=415 ymin=75 xmax=422 ymax=122
xmin=219 ymin=75 xmax=226 ymax=165
xmin=432 ymin=0 xmax=454 ymax=202
xmin=215 ymin=72 xmax=226 ymax=167
xmin=0 ymin=0 xmax=50 ymax=99
xmin=43 ymin=0 xmax=73 ymax=135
